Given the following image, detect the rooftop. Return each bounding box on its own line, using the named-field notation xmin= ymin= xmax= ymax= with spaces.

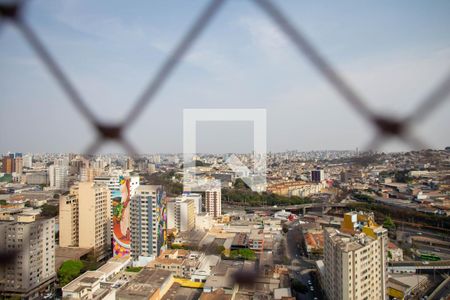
xmin=116 ymin=269 xmax=172 ymax=300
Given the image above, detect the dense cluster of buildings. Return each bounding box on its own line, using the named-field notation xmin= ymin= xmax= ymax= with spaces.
xmin=0 ymin=149 xmax=449 ymax=299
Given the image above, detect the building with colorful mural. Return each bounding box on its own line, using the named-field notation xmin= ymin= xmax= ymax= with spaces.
xmin=130 ymin=185 xmax=167 ymax=266
xmin=111 ymin=176 xmax=132 ymax=257
xmin=94 ymin=175 xmax=139 ymax=258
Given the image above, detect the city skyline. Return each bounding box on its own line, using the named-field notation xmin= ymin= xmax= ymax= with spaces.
xmin=1 ymin=0 xmax=450 ymax=153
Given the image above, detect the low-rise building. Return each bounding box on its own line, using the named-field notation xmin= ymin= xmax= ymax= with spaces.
xmin=116 ymin=269 xmax=174 ymax=300
xmin=62 ymin=257 xmax=130 ymax=300
xmin=248 ymin=229 xmax=264 ymax=253
xmin=387 ymin=242 xmax=403 ymax=262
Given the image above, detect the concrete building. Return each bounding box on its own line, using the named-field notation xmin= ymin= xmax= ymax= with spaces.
xmin=167 ymin=197 xmax=196 ymax=233
xmin=59 ymin=182 xmax=112 ymax=258
xmin=23 ymin=154 xmax=33 ymax=169
xmin=78 ymin=182 xmax=111 ymax=260
xmin=80 ymin=167 xmax=103 ymax=182
xmin=322 ymin=212 xmax=388 ymax=300
xmin=205 ymin=188 xmax=221 ymax=218
xmin=195 ymin=213 xmax=214 ymax=231
xmin=116 ymin=269 xmax=173 ymax=300
xmin=94 ymin=175 xmax=139 ymax=223
xmin=25 ymin=171 xmax=48 ymax=185
xmin=248 ymin=229 xmax=265 ymax=253
xmin=0 ymin=212 xmax=56 ymax=299
xmin=59 ymin=185 xmax=80 ymax=247
xmin=14 ymin=156 xmax=23 ymax=175
xmin=62 ymin=256 xmax=130 ymax=300
xmin=311 ymin=169 xmax=325 ymax=182
xmin=2 ymin=155 xmax=14 ymax=174
xmin=180 ymin=192 xmax=202 ymax=214
xmin=48 ymin=164 xmax=69 ymax=190
xmin=78 ymin=182 xmax=111 ymax=258
xmin=130 ymin=185 xmax=166 ymax=265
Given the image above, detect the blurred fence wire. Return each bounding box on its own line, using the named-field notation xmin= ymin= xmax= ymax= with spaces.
xmin=1 ymin=0 xmax=450 ymax=156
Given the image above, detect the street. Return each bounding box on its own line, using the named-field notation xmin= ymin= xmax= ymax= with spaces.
xmin=286 ymin=222 xmax=324 ymax=300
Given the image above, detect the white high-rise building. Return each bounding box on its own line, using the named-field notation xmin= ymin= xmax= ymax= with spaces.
xmin=23 ymin=154 xmax=33 ymax=169
xmin=167 ymin=197 xmax=195 ymax=232
xmin=322 ymin=212 xmax=388 ymax=300
xmin=180 ymin=192 xmax=202 ymax=214
xmin=48 ymin=165 xmax=69 ymax=190
xmin=205 ymin=188 xmax=221 ymax=218
xmin=130 ymin=185 xmax=165 ymax=266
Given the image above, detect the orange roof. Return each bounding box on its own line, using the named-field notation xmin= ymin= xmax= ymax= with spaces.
xmin=388 ymin=242 xmax=398 ymax=249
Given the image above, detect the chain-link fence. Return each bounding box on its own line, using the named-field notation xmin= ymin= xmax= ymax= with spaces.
xmin=1 ymin=0 xmax=450 ymax=156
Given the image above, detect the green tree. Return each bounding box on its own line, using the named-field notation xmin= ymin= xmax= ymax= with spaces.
xmin=230 ymin=249 xmax=257 ymax=260
xmin=234 ymin=178 xmax=250 ymax=189
xmin=58 ymin=260 xmax=84 ymax=286
xmin=125 ymin=266 xmax=143 ymax=273
xmin=383 ymin=216 xmax=395 ymax=230
xmin=215 ymin=245 xmax=226 ymax=255
xmin=41 ymin=204 xmax=58 ymax=217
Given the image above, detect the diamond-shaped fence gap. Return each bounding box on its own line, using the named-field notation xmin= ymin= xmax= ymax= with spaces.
xmin=127 ymin=0 xmax=363 ymax=153
xmin=122 ymin=0 xmax=226 ymax=130
xmin=0 ymin=20 xmax=95 ymax=153
xmin=15 ymin=2 xmax=165 ymax=122
xmin=252 ymin=0 xmax=374 ymax=121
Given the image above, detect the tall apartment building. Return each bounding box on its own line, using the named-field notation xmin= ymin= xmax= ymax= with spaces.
xmin=80 ymin=167 xmax=103 ymax=182
xmin=323 ymin=212 xmax=388 ymax=300
xmin=205 ymin=188 xmax=221 ymax=218
xmin=14 ymin=156 xmax=23 ymax=175
xmin=167 ymin=197 xmax=196 ymax=233
xmin=48 ymin=165 xmax=69 ymax=190
xmin=180 ymin=192 xmax=202 ymax=214
xmin=78 ymin=182 xmax=111 ymax=260
xmin=59 ymin=182 xmax=111 ymax=260
xmin=94 ymin=175 xmax=139 ymax=258
xmin=311 ymin=169 xmax=325 ymax=182
xmin=59 ymin=185 xmax=80 ymax=247
xmin=0 ymin=213 xmax=56 ymax=299
xmin=130 ymin=185 xmax=166 ymax=265
xmin=2 ymin=155 xmax=14 ymax=174
xmin=23 ymin=154 xmax=33 ymax=169
xmin=94 ymin=175 xmax=139 ymax=221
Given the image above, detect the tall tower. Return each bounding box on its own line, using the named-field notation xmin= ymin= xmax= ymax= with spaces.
xmin=130 ymin=185 xmax=165 ymax=265
xmin=205 ymin=188 xmax=221 ymax=218
xmin=323 ymin=212 xmax=388 ymax=300
xmin=166 ymin=197 xmax=195 ymax=232
xmin=78 ymin=182 xmax=111 ymax=260
xmin=48 ymin=165 xmax=69 ymax=190
xmin=59 ymin=185 xmax=80 ymax=247
xmin=0 ymin=214 xmax=56 ymax=298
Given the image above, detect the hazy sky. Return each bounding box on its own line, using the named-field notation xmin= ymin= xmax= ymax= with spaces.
xmin=1 ymin=0 xmax=449 ymax=154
